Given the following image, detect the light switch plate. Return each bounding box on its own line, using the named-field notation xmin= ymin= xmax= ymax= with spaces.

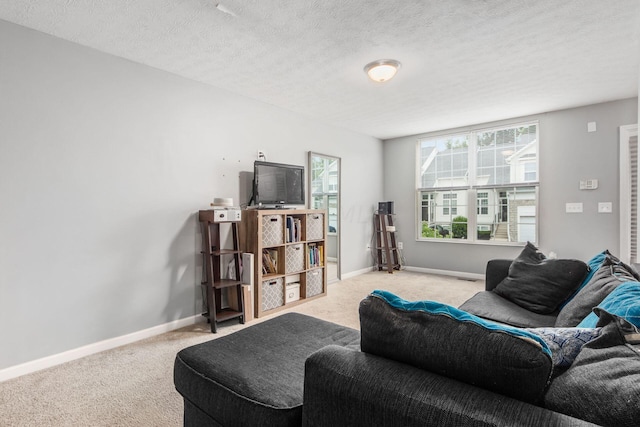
xmin=598 ymin=202 xmax=613 ymax=213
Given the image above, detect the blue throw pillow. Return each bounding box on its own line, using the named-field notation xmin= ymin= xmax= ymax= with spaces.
xmin=359 ymin=290 xmax=553 ymax=403
xmin=577 ymin=281 xmax=640 ymax=328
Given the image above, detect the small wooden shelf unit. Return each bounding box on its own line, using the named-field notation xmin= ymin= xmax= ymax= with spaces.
xmin=240 ymin=208 xmax=328 ymax=318
xmin=198 ymin=210 xmax=245 ymax=333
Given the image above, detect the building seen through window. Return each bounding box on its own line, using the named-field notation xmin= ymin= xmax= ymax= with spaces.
xmin=417 ymin=123 xmax=538 ymax=243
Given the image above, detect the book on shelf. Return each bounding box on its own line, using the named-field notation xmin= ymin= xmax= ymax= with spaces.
xmin=307 ymin=243 xmax=323 ymax=268
xmin=286 ymin=216 xmax=293 ymax=243
xmin=286 ymin=216 xmax=302 ymax=243
xmin=262 ymin=248 xmax=278 ymax=274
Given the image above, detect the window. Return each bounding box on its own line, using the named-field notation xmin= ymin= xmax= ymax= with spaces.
xmin=477 ymin=192 xmax=488 ymax=215
xmin=417 ymin=122 xmax=538 ymax=244
xmin=443 ymin=193 xmax=457 ymax=215
xmin=421 ymin=193 xmax=435 ymax=224
xmin=524 ymin=162 xmax=537 ymax=181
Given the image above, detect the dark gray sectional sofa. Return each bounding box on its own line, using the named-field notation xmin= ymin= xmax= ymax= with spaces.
xmin=174 ymin=245 xmax=640 ymax=427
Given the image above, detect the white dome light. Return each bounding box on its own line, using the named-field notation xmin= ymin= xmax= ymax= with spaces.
xmin=364 ymin=59 xmax=401 ymax=83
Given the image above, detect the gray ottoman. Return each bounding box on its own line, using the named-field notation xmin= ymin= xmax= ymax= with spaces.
xmin=174 ymin=313 xmax=360 ymax=427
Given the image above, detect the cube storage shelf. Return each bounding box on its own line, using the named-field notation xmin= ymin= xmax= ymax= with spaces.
xmin=240 ymin=209 xmax=327 ymax=318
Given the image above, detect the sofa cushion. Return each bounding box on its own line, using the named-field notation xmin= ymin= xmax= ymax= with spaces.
xmin=544 ymin=311 xmax=640 ymax=426
xmin=493 ymin=242 xmax=588 ymax=315
xmin=577 ymin=281 xmax=640 ymax=328
xmin=459 ymin=290 xmax=558 ymax=328
xmin=555 ymin=255 xmax=639 ymax=327
xmin=359 ymin=290 xmax=553 ymax=403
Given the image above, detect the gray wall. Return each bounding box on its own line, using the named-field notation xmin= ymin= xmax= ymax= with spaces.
xmin=384 ymin=98 xmax=638 ymax=274
xmin=0 ymin=20 xmax=383 ymax=370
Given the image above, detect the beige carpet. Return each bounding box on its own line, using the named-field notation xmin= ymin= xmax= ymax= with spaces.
xmin=0 ymin=270 xmax=483 ymax=426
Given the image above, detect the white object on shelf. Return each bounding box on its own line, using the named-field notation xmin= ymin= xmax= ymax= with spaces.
xmin=212 ymin=197 xmax=234 ymax=206
xmin=286 ymin=282 xmax=301 ymax=303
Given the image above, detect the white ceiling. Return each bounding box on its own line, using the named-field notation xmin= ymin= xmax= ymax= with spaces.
xmin=1 ymin=0 xmax=639 ymax=139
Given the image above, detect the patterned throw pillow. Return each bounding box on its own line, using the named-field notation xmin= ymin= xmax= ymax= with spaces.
xmin=359 ymin=290 xmax=553 ymax=404
xmin=525 ymin=327 xmax=602 ymax=376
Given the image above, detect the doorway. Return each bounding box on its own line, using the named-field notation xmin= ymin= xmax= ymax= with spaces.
xmin=308 ymin=152 xmax=341 ymax=282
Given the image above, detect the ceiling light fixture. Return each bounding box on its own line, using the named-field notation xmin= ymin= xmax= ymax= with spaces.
xmin=364 ymin=59 xmax=401 ymax=83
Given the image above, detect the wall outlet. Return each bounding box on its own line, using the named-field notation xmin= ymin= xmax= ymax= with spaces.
xmin=565 ymin=202 xmax=583 ymax=213
xmin=397 ymin=242 xmax=403 ymax=250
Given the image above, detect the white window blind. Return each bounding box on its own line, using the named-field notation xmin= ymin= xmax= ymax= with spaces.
xmin=620 ymin=124 xmax=639 ymax=264
xmin=630 ymin=135 xmax=638 ymax=263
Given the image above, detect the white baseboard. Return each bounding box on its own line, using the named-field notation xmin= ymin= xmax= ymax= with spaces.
xmin=0 ymin=314 xmax=204 ymax=383
xmin=404 ymin=265 xmax=484 ymax=281
xmin=341 ymin=265 xmax=483 ymax=281
xmin=340 ymin=266 xmax=376 ymax=280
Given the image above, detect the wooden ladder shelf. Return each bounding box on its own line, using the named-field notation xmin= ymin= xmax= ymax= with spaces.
xmin=374 ymin=213 xmax=401 ymax=273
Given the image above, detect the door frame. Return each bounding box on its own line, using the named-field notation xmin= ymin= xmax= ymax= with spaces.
xmin=308 ymin=152 xmax=341 ymax=281
xmin=619 ymin=123 xmax=638 ymax=263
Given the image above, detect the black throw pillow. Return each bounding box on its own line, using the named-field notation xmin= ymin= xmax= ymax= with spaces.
xmin=494 ymin=243 xmax=588 ymax=315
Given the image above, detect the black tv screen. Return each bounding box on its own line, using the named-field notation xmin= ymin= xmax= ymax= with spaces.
xmin=254 ymin=161 xmax=305 ymax=206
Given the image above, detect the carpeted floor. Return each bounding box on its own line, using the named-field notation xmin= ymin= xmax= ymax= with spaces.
xmin=0 ymin=270 xmax=483 ymax=426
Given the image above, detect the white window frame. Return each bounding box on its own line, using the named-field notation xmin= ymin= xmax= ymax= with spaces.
xmin=416 ymin=121 xmax=539 ymax=245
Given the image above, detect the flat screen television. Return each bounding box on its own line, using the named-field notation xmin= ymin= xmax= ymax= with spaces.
xmin=253 ymin=161 xmax=305 ymax=207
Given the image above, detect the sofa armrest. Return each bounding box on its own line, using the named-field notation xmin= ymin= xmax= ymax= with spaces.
xmin=486 ymin=259 xmax=512 ymax=291
xmin=303 ymin=345 xmax=595 ymax=427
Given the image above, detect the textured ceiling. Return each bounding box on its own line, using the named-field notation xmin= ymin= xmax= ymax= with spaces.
xmin=1 ymin=0 xmax=639 ymax=139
